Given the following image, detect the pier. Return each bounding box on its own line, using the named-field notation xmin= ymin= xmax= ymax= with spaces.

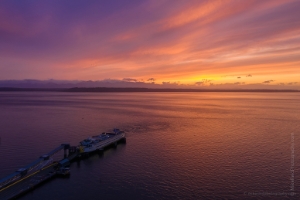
xmin=0 ymin=144 xmax=79 ymax=200
xmin=0 ymin=130 xmax=126 ymax=199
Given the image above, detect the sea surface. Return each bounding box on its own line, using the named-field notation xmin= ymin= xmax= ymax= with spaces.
xmin=0 ymin=92 xmax=299 ymax=199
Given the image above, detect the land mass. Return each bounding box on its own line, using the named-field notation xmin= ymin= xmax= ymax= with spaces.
xmin=0 ymin=87 xmax=299 ymax=92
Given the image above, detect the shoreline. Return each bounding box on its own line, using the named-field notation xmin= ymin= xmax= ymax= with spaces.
xmin=0 ymin=87 xmax=299 ymax=93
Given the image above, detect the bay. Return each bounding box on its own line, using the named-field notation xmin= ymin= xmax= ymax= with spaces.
xmin=0 ymin=92 xmax=299 ymax=199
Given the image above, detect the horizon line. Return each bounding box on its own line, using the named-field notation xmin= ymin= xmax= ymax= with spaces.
xmin=0 ymin=87 xmax=299 ymax=93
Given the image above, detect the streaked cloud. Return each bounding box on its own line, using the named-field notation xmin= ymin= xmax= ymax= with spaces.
xmin=0 ymin=0 xmax=299 ymax=89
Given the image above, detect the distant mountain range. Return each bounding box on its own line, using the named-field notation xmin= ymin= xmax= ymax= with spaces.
xmin=0 ymin=87 xmax=298 ymax=93
xmin=0 ymin=79 xmax=157 ymax=88
xmin=0 ymin=80 xmax=299 ymax=92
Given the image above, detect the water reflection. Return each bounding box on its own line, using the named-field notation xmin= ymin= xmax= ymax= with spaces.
xmin=0 ymin=92 xmax=298 ymax=199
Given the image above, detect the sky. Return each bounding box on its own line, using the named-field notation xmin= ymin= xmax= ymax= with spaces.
xmin=0 ymin=0 xmax=300 ymax=89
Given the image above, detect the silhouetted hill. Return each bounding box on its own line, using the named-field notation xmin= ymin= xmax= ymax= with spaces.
xmin=0 ymin=87 xmax=299 ymax=92
xmin=64 ymin=88 xmax=300 ymax=92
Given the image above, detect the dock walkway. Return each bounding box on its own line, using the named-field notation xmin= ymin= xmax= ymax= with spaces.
xmin=0 ymin=164 xmax=56 ymax=200
xmin=0 ymin=144 xmax=77 ymax=200
xmin=0 ymin=130 xmax=125 ymax=199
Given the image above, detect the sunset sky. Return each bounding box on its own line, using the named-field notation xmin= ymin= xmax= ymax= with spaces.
xmin=0 ymin=0 xmax=300 ymax=89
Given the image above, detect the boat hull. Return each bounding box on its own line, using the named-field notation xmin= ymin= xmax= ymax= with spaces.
xmin=80 ymin=133 xmax=125 ymax=153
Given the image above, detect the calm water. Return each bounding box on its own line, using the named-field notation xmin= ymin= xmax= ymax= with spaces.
xmin=0 ymin=92 xmax=299 ymax=199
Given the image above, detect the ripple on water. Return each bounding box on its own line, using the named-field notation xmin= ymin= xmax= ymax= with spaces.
xmin=0 ymin=92 xmax=299 ymax=199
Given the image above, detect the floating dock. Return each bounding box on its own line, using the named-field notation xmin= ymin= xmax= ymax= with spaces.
xmin=0 ymin=137 xmax=125 ymax=200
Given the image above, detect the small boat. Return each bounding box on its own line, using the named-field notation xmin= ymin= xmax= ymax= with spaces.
xmin=79 ymin=128 xmax=125 ymax=153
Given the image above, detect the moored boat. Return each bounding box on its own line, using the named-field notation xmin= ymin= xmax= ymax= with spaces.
xmin=79 ymin=128 xmax=125 ymax=153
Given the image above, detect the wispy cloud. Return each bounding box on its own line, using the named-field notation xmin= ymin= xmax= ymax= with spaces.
xmin=288 ymin=82 xmax=298 ymax=85
xmin=263 ymin=80 xmax=275 ymax=84
xmin=195 ymin=79 xmax=212 ymax=86
xmin=123 ymin=78 xmax=138 ymax=82
xmin=147 ymin=78 xmax=156 ymax=82
xmin=0 ymin=0 xmax=299 ymax=89
xmin=234 ymin=82 xmax=245 ymax=85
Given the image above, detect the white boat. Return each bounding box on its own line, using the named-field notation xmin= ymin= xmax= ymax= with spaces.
xmin=79 ymin=129 xmax=125 ymax=153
